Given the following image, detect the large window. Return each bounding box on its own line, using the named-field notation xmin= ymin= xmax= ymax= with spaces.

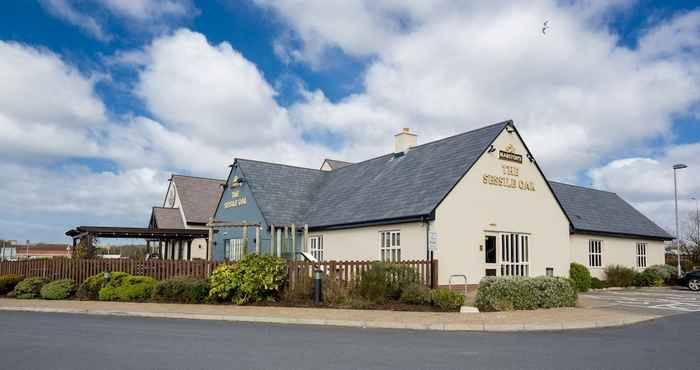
xmin=224 ymin=239 xmax=245 ymax=261
xmin=636 ymin=242 xmax=647 ymax=268
xmin=500 ymin=233 xmax=529 ymax=276
xmin=589 ymin=240 xmax=602 ymax=267
xmin=309 ymin=236 xmax=323 ymax=261
xmin=380 ymin=230 xmax=401 ymax=262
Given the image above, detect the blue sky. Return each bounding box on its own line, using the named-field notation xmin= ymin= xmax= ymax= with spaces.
xmin=0 ymin=0 xmax=699 ymax=244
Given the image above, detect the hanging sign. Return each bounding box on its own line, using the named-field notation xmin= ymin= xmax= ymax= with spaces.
xmin=429 ymin=232 xmax=439 ymax=252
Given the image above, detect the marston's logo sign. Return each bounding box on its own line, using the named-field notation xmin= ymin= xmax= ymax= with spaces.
xmin=498 ymin=144 xmax=522 ymax=163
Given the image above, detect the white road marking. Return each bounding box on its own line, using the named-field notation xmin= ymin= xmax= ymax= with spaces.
xmin=582 ymin=289 xmax=700 ymax=313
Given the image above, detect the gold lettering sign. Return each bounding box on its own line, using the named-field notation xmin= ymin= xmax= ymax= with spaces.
xmin=482 ymin=174 xmax=535 ymax=192
xmin=224 ymin=196 xmax=247 ymax=208
xmin=498 ymin=144 xmax=523 ymax=163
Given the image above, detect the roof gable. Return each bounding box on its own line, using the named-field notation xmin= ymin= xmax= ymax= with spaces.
xmin=171 ymin=175 xmax=225 ymax=224
xmin=549 ymin=181 xmax=673 ymax=240
xmin=227 ymin=121 xmax=509 ymax=228
xmin=150 ymin=207 xmax=185 ymax=229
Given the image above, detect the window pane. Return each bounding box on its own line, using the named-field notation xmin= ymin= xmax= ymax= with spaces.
xmin=485 ymin=236 xmax=497 ymax=263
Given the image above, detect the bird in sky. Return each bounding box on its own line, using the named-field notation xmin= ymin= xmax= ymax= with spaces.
xmin=542 ymin=20 xmax=550 ymax=35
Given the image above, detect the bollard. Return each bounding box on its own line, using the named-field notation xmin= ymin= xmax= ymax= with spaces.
xmin=314 ymin=269 xmax=322 ymax=304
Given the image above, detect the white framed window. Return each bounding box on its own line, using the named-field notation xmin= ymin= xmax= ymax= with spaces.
xmin=224 ymin=239 xmax=245 ymax=261
xmin=636 ymin=242 xmax=647 ymax=268
xmin=500 ymin=233 xmax=529 ymax=276
xmin=309 ymin=236 xmax=323 ymax=261
xmin=380 ymin=230 xmax=401 ymax=262
xmin=589 ymin=240 xmax=602 ymax=268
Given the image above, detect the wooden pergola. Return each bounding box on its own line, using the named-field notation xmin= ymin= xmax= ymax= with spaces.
xmin=65 ymin=226 xmax=209 ymax=260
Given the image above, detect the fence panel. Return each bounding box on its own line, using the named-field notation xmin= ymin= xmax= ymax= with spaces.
xmin=1 ymin=258 xmax=436 ymax=287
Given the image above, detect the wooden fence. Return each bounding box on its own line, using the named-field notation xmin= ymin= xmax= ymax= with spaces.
xmin=287 ymin=259 xmax=438 ymax=291
xmin=0 ymin=259 xmax=222 ymax=285
xmin=0 ymin=258 xmax=438 ymax=288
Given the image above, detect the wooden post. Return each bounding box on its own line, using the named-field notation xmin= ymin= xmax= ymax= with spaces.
xmin=255 ymin=226 xmax=261 ymax=255
xmin=270 ymin=225 xmax=276 ymax=257
xmin=303 ymin=224 xmax=309 ymax=253
xmin=159 ymin=240 xmax=164 ymax=259
xmin=431 ymin=259 xmax=438 ymax=289
xmin=291 ymin=223 xmax=296 ymax=257
xmin=242 ymin=223 xmax=249 ymax=256
xmin=283 ymin=226 xmax=289 ymax=258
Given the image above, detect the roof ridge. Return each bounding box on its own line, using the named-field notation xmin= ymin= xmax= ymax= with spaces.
xmin=330 ymin=120 xmax=512 ymax=173
xmin=235 ymin=158 xmax=325 ymax=172
xmin=152 ymin=206 xmax=180 ymax=210
xmin=549 ymin=180 xmax=617 ymax=195
xmin=171 ymin=174 xmax=225 ymax=182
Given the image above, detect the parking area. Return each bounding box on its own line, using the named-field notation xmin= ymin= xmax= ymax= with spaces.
xmin=580 ymin=287 xmax=700 ymax=316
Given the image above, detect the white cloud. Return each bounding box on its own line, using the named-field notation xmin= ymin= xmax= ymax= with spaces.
xmin=39 ymin=0 xmax=110 ymax=41
xmin=268 ymin=1 xmax=700 ymax=182
xmin=40 ymin=0 xmax=198 ymax=41
xmin=589 ymin=144 xmax=700 ymax=230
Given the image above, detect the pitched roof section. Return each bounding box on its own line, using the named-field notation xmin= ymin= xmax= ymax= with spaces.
xmin=237 ymin=160 xmax=328 ymax=225
xmin=549 ymin=181 xmax=673 ymax=240
xmin=233 ymin=121 xmax=509 ymax=227
xmin=304 ymin=122 xmax=508 ymax=227
xmin=151 ymin=207 xmax=185 ymax=229
xmin=321 ymin=159 xmax=353 ymax=171
xmin=171 ymin=175 xmax=225 ymax=224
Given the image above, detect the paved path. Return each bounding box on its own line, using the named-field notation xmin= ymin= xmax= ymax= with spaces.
xmin=0 ymin=298 xmax=656 ymax=331
xmin=581 ymin=287 xmax=700 ymax=316
xmin=1 ymin=310 xmax=698 ymax=370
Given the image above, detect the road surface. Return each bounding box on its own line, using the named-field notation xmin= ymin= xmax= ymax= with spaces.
xmin=1 ymin=311 xmax=698 ymax=370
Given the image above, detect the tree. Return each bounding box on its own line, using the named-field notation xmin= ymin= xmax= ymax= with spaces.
xmin=73 ymin=236 xmax=98 ymax=259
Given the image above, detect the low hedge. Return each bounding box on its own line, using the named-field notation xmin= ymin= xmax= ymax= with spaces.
xmin=590 ymin=277 xmax=606 ymax=289
xmin=398 ymin=283 xmax=431 ymax=305
xmin=430 ymin=288 xmax=465 ymax=311
xmin=633 ymin=270 xmax=664 ymax=287
xmin=40 ymin=279 xmax=76 ymax=300
xmin=475 ymin=276 xmax=577 ymax=312
xmin=604 ymin=265 xmax=636 ymax=287
xmin=645 ymin=265 xmax=677 ymax=284
xmin=99 ymin=275 xmax=156 ymax=302
xmin=13 ymin=277 xmax=50 ymax=299
xmin=0 ymin=274 xmax=23 ymax=295
xmin=152 ymin=276 xmax=209 ymax=304
xmin=569 ymin=263 xmax=591 ymax=292
xmin=77 ymin=272 xmax=130 ymax=300
xmin=209 ymin=255 xmax=287 ymax=304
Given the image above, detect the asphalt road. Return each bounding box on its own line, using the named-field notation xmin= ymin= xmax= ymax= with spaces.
xmin=1 ymin=311 xmax=698 ymax=370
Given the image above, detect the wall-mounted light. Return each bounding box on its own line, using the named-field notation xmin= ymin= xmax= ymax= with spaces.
xmin=527 ymin=153 xmax=534 ymax=163
xmin=506 ymin=126 xmax=515 ymax=133
xmin=487 ymin=145 xmax=496 ymax=153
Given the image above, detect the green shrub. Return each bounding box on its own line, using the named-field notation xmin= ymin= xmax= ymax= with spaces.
xmin=632 ymin=270 xmax=664 ymax=287
xmin=604 ymin=265 xmax=636 ymax=287
xmin=475 ymin=276 xmax=577 ymax=312
xmin=357 ymin=262 xmax=422 ymax=303
xmin=590 ymin=277 xmax=606 ymax=289
xmin=77 ymin=272 xmax=129 ymax=300
xmin=430 ymin=288 xmax=465 ymax=311
xmin=358 ymin=263 xmax=388 ymax=303
xmin=0 ymin=274 xmax=23 ymax=295
xmin=152 ymin=276 xmax=209 ymax=304
xmin=99 ymin=275 xmax=156 ymax=301
xmin=569 ymin=263 xmax=592 ymax=292
xmin=40 ymin=279 xmax=76 ymax=300
xmin=13 ymin=277 xmax=50 ymax=299
xmin=208 ymin=255 xmax=287 ymax=304
xmin=645 ymin=265 xmax=677 ymax=285
xmin=399 ymin=283 xmax=431 ymax=305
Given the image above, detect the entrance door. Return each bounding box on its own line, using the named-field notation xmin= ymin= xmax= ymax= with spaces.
xmin=483 ymin=232 xmax=530 ymax=277
xmin=483 ymin=234 xmax=498 ymax=277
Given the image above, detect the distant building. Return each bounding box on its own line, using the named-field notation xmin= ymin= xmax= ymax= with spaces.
xmin=14 ymin=244 xmax=71 ymax=259
xmin=0 ymin=240 xmax=17 ymax=260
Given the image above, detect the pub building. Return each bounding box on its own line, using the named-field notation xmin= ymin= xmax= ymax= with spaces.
xmin=208 ymin=120 xmax=672 ymax=285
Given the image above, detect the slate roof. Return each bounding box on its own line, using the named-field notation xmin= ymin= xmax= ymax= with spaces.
xmin=171 ymin=175 xmax=225 ymax=224
xmin=549 ymin=181 xmax=673 ymax=240
xmin=322 ymin=159 xmax=353 ymax=170
xmin=151 ymin=207 xmax=185 ymax=229
xmin=235 ymin=121 xmax=509 ymax=227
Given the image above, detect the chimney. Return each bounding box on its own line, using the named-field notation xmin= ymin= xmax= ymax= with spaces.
xmin=394 ymin=128 xmax=417 ymax=154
